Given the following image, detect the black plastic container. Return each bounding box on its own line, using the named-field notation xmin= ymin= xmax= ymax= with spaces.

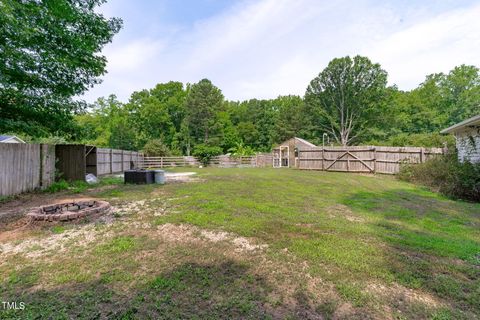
xmin=124 ymin=170 xmax=155 ymax=184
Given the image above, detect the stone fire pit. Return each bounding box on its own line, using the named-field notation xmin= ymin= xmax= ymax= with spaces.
xmin=27 ymin=200 xmax=110 ymax=222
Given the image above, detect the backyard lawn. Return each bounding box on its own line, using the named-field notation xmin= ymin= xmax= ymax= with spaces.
xmin=0 ymin=168 xmax=479 ymax=319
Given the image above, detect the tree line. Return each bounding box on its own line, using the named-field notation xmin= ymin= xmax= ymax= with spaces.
xmin=75 ymin=58 xmax=478 ymax=155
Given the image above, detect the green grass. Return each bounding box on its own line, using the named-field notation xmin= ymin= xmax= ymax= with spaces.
xmin=156 ymin=168 xmax=480 ymax=316
xmin=1 ymin=168 xmax=479 ymax=319
xmin=45 ymin=176 xmax=123 ymax=194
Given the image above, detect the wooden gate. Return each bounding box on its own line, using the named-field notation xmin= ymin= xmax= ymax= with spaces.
xmin=297 ymin=146 xmax=444 ymax=174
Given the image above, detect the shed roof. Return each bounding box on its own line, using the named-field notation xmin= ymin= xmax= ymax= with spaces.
xmin=441 ymin=114 xmax=480 ymax=134
xmin=274 ymin=137 xmax=316 ymax=149
xmin=294 ymin=137 xmax=316 ymax=147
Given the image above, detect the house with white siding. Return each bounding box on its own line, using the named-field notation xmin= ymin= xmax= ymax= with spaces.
xmin=441 ymin=114 xmax=480 ymax=163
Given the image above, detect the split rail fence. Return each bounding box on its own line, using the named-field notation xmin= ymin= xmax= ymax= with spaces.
xmin=297 ymin=146 xmax=444 ymax=174
xmin=140 ymin=154 xmax=273 ymax=168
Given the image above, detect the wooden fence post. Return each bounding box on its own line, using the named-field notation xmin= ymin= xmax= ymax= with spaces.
xmin=420 ymin=147 xmax=425 ymax=163
xmin=109 ymin=149 xmax=113 ymax=174
xmin=321 ymin=148 xmax=325 ymax=171
xmin=373 ymin=147 xmax=377 ymax=173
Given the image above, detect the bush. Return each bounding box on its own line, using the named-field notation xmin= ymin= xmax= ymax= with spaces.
xmin=45 ymin=180 xmax=70 ymax=193
xmin=399 ymin=153 xmax=480 ymax=202
xmin=228 ymin=142 xmax=255 ymax=156
xmin=142 ymin=139 xmax=171 ymax=157
xmin=193 ymin=144 xmax=223 ymax=166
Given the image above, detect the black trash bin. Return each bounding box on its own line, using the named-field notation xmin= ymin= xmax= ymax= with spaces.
xmin=124 ymin=170 xmax=155 ymax=184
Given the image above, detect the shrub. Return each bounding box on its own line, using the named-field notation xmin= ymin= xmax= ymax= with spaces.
xmin=142 ymin=139 xmax=171 ymax=157
xmin=45 ymin=180 xmax=70 ymax=193
xmin=367 ymin=132 xmax=455 ymax=148
xmin=399 ymin=153 xmax=480 ymax=202
xmin=36 ymin=135 xmax=69 ymax=144
xmin=193 ymin=144 xmax=223 ymax=166
xmin=228 ymin=142 xmax=255 ymax=156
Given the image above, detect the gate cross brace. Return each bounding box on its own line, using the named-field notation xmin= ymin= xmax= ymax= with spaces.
xmin=325 ymin=151 xmax=374 ymax=172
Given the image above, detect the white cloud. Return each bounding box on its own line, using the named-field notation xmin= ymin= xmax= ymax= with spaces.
xmin=83 ymin=0 xmax=480 ymax=103
xmin=364 ymin=4 xmax=480 ymax=88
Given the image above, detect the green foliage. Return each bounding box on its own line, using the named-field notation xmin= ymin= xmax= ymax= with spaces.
xmin=368 ymin=132 xmax=455 ymax=148
xmin=51 ymin=226 xmax=66 ymax=234
xmin=228 ymin=142 xmax=255 ymax=156
xmin=45 ymin=180 xmax=70 ymax=193
xmin=142 ymin=139 xmax=171 ymax=157
xmin=184 ymin=79 xmax=225 ymax=145
xmin=45 ymin=179 xmax=88 ymax=194
xmin=73 ymin=63 xmax=478 ymax=154
xmin=305 ymin=55 xmax=388 ymax=145
xmin=193 ymin=144 xmax=223 ymax=165
xmin=274 ymin=95 xmax=307 ymax=143
xmin=44 ymin=176 xmax=122 ymax=194
xmin=35 ymin=136 xmax=69 ymax=145
xmin=399 ymin=153 xmax=480 ymax=202
xmin=95 ymin=236 xmax=136 ymax=254
xmin=0 ymin=0 xmax=122 ymax=137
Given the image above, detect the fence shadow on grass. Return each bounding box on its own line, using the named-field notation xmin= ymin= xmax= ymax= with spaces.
xmin=0 ymin=260 xmax=325 ymax=319
xmin=342 ymin=189 xmax=480 ymax=316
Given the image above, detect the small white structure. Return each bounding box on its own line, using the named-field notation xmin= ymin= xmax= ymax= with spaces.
xmin=441 ymin=115 xmax=480 ymax=163
xmin=0 ymin=135 xmax=25 ymax=143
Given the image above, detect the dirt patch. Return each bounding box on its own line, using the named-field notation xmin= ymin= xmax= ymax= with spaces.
xmin=110 ymin=200 xmax=147 ymax=216
xmin=157 ymin=223 xmax=268 ymax=253
xmin=165 ymin=172 xmax=200 ymax=183
xmin=0 ymin=224 xmax=113 ymax=259
xmin=326 ymin=204 xmax=365 ymax=223
xmin=366 ymin=281 xmax=443 ymax=309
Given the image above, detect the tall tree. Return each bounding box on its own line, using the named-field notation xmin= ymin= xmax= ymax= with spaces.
xmin=0 ymin=0 xmax=122 ymax=137
xmin=184 ymin=79 xmax=224 ymax=145
xmin=305 ymin=56 xmax=388 ymax=146
xmin=273 ymin=95 xmax=307 ymax=143
xmin=126 ymin=90 xmax=175 ymax=148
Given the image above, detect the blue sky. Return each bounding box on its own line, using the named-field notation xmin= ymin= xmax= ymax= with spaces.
xmin=84 ymin=0 xmax=480 ymax=103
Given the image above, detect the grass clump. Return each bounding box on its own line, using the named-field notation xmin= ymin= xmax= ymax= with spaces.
xmin=94 ymin=236 xmax=137 ymax=254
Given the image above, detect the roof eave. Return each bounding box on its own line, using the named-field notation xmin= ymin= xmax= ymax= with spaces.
xmin=440 ymin=114 xmax=480 ymax=134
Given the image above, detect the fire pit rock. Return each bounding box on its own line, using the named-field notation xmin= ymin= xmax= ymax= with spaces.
xmin=27 ymin=200 xmax=110 ymax=222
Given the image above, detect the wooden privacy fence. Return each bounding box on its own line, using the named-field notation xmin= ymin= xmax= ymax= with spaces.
xmin=297 ymin=146 xmax=444 ymax=174
xmin=0 ymin=144 xmax=55 ymax=196
xmin=95 ymin=148 xmax=144 ymax=176
xmin=255 ymin=153 xmax=273 ymax=168
xmin=0 ymin=144 xmax=144 ymax=196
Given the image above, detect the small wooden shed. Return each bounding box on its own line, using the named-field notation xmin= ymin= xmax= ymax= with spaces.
xmin=272 ymin=137 xmax=316 ymax=168
xmin=441 ymin=114 xmax=480 ymax=163
xmin=55 ymin=145 xmax=143 ymax=181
